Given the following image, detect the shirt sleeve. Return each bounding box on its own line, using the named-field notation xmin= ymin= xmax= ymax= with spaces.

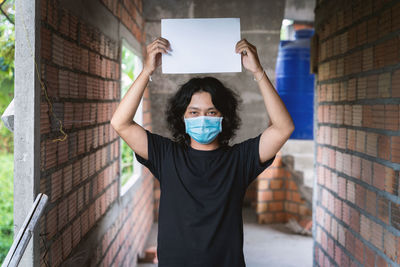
xmin=236 ymin=133 xmax=276 ymax=188
xmin=134 ymin=129 xmax=172 ymax=182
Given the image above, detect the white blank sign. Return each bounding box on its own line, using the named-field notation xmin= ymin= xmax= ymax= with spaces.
xmin=161 ymin=18 xmax=242 ymax=74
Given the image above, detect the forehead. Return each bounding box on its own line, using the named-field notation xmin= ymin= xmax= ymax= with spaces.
xmin=187 ymin=91 xmax=216 ymax=109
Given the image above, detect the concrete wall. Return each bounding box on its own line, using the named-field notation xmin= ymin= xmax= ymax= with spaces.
xmin=284 ymin=0 xmax=315 ymax=22
xmin=24 ymin=0 xmax=155 ymax=266
xmin=313 ymin=0 xmax=400 ymax=266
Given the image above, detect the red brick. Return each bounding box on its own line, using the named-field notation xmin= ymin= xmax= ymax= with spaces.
xmin=41 ymin=0 xmax=47 ymax=21
xmin=52 ymin=34 xmax=63 ymax=66
xmin=373 ymin=162 xmax=386 ymax=191
xmin=366 ymin=75 xmax=378 ymax=98
xmin=392 ymin=136 xmax=400 ymax=163
xmin=45 ymin=64 xmax=59 ymax=98
xmin=257 ymin=191 xmax=273 ymax=201
xmin=273 ymin=190 xmax=285 ymax=200
xmin=63 ymin=102 xmax=73 ymax=129
xmin=362 ymin=47 xmax=373 ymax=71
xmin=364 ymin=243 xmax=375 ymax=267
xmin=335 ymin=197 xmax=342 ymax=220
xmin=72 ymin=161 xmax=81 ymax=187
xmin=338 ymin=128 xmax=346 ymax=149
xmin=356 ymin=130 xmax=366 ymax=153
xmin=41 ymin=102 xmax=50 ymax=134
xmin=72 ymin=217 xmax=81 ymax=248
xmin=79 ymin=48 xmax=89 ymax=73
xmin=63 ymin=39 xmax=73 ymax=69
xmin=371 ymin=220 xmax=383 ymax=250
xmin=41 ymin=27 xmax=52 ymax=61
xmin=80 ymin=155 xmax=89 ymax=182
xmin=391 ymin=0 xmax=400 ymax=29
xmin=346 ymin=129 xmax=356 ymax=153
xmin=357 ymin=21 xmax=367 ymax=45
xmin=391 ymin=68 xmax=400 ymax=97
xmin=69 ymin=13 xmax=78 ymax=40
xmin=367 ymin=17 xmax=378 ymax=43
xmin=335 ymin=150 xmax=343 ymax=173
xmin=349 ymin=206 xmax=359 ymax=233
xmin=378 ymin=8 xmax=391 ymax=38
xmin=57 ymin=138 xmax=68 ymax=164
xmin=338 ymin=176 xmax=347 ymax=199
xmin=63 ymin=164 xmax=72 ymax=194
xmin=46 ymin=206 xmax=58 ymax=240
xmin=357 ymin=76 xmax=367 ymax=99
xmin=385 ymin=104 xmax=399 ymax=131
xmin=378 ymin=196 xmax=389 ymax=225
xmin=51 ymin=236 xmax=63 ymax=266
xmin=361 ymin=159 xmax=372 ymax=184
xmin=354 ymin=237 xmax=364 ymax=263
xmin=58 ymin=197 xmax=68 ymax=231
xmin=366 ymin=189 xmax=376 ymax=216
xmin=68 ymin=191 xmax=77 ymax=221
xmin=366 ymin=132 xmax=378 ymax=157
xmin=51 ymin=169 xmax=62 ymax=202
xmin=269 ymin=201 xmax=284 ymax=212
xmin=361 ymin=214 xmax=371 ymax=242
xmin=62 ymin=225 xmax=72 ymax=259
xmin=343 ymin=153 xmax=351 ymax=177
xmin=344 ymin=105 xmax=352 ymax=125
xmin=378 ymin=72 xmax=391 ymax=98
xmin=378 ymin=134 xmax=391 ymax=161
xmin=383 ymin=167 xmax=396 ymax=194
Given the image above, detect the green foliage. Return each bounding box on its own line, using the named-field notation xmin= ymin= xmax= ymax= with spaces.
xmin=0 ymin=0 xmax=15 ymax=154
xmin=0 ymin=0 xmax=15 ymax=262
xmin=120 ymin=44 xmax=138 ymax=186
xmin=121 ymin=139 xmax=134 ymax=186
xmin=0 ymin=152 xmax=13 ymax=262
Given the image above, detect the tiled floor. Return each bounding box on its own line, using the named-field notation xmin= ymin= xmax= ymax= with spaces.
xmin=138 ymin=206 xmax=313 ymax=267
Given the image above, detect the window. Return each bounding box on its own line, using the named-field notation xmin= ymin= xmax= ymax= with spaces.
xmin=120 ymin=40 xmax=143 ymax=195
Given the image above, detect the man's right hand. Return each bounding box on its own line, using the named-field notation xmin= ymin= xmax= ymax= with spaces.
xmin=143 ymin=37 xmax=172 ymax=76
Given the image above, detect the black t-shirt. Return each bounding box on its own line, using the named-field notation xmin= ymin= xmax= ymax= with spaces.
xmin=135 ymin=130 xmax=276 ymax=267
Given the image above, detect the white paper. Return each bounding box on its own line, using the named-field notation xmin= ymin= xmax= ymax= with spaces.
xmin=161 ymin=18 xmax=241 ymax=74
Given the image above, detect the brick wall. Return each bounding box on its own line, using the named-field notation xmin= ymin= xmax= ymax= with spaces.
xmin=249 ymin=152 xmax=312 ymax=224
xmin=38 ymin=0 xmax=155 ymax=265
xmin=314 ymin=0 xmax=400 ymax=266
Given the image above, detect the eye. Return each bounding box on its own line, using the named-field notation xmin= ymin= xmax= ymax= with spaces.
xmin=190 ymin=111 xmax=197 ymax=115
xmin=208 ymin=111 xmax=217 ymax=115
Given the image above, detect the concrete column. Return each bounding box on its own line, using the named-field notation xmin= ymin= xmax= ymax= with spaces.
xmin=14 ymin=0 xmax=41 ymax=265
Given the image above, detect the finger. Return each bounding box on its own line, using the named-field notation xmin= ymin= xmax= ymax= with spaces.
xmin=235 ymin=39 xmax=247 ymax=48
xmin=151 ymin=47 xmax=169 ymax=55
xmin=152 ymin=39 xmax=172 ymax=52
xmin=236 ymin=44 xmax=255 ymax=54
xmin=237 ymin=39 xmax=256 ymax=51
xmin=150 ymin=39 xmax=169 ymax=49
xmin=235 ymin=43 xmax=250 ymax=51
xmin=150 ymin=43 xmax=170 ymax=52
xmin=158 ymin=37 xmax=171 ymax=45
xmin=148 ymin=38 xmax=168 ymax=49
xmin=154 ymin=37 xmax=171 ymax=47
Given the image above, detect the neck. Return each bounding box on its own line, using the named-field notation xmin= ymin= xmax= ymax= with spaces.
xmin=189 ymin=137 xmax=220 ymax=151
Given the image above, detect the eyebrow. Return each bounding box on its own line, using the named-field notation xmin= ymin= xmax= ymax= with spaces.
xmin=187 ymin=107 xmax=217 ymax=111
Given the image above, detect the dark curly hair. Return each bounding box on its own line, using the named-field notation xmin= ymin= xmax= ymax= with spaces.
xmin=166 ymin=76 xmax=242 ymax=147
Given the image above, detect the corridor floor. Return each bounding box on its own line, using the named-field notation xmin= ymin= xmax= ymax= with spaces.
xmin=137 ymin=205 xmax=313 ymax=267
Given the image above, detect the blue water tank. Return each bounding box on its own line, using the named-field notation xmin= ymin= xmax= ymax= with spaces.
xmin=275 ymin=28 xmax=315 ymax=140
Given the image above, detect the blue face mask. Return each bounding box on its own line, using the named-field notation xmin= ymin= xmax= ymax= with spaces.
xmin=184 ymin=116 xmax=223 ymax=145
